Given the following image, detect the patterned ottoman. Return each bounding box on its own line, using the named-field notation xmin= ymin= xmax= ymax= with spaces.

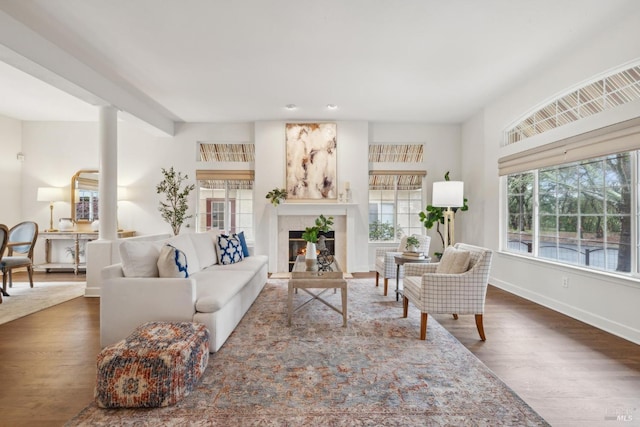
xmin=95 ymin=321 xmax=209 ymax=408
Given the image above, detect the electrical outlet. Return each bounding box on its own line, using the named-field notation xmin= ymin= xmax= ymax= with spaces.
xmin=562 ymin=277 xmax=569 ymax=288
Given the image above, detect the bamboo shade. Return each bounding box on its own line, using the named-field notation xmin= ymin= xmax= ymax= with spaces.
xmin=199 ymin=143 xmax=255 ymax=162
xmin=368 ymin=144 xmax=424 ymax=162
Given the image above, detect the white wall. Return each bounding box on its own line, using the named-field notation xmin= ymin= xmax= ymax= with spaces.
xmin=368 ymin=122 xmax=461 ymax=265
xmin=464 ymin=11 xmax=640 ymax=344
xmin=0 ymin=115 xmax=23 ymax=227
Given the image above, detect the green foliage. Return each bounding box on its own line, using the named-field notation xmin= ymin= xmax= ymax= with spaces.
xmin=302 ymin=214 xmax=334 ymax=243
xmin=369 ymin=220 xmax=398 ymax=241
xmin=156 ymin=167 xmax=195 ymax=235
xmin=266 ymin=188 xmax=288 ymax=206
xmin=405 ymin=235 xmax=420 ymax=250
xmin=418 ymin=171 xmax=469 ymax=250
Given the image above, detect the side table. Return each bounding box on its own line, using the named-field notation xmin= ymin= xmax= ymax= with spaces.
xmin=394 ymin=255 xmax=431 ymax=302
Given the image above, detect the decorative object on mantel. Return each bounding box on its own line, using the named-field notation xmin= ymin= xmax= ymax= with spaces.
xmin=156 ymin=167 xmax=196 ymax=235
xmin=265 ymin=188 xmax=287 ymax=206
xmin=285 ymin=123 xmax=337 ymax=200
xmin=302 ymin=214 xmax=334 ymax=271
xmin=419 ymin=171 xmax=468 ymax=257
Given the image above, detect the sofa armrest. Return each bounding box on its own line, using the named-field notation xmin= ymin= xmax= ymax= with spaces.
xmin=404 ymin=262 xmax=439 ymax=276
xmin=100 ymin=273 xmax=197 ymax=348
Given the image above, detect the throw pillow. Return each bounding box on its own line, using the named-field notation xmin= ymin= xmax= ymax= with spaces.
xmin=157 ymin=244 xmax=189 ymax=278
xmin=119 ymin=241 xmax=162 ymax=277
xmin=235 ymin=231 xmax=250 ymax=257
xmin=190 ymin=231 xmax=218 ymax=269
xmin=436 ymin=246 xmax=471 ymax=274
xmin=217 ymin=234 xmax=244 ymax=265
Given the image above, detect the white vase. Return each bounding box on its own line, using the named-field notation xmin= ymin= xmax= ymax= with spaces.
xmin=91 ymin=219 xmax=100 ymax=231
xmin=58 ymin=218 xmax=74 ymax=231
xmin=305 ymin=242 xmax=317 ymax=271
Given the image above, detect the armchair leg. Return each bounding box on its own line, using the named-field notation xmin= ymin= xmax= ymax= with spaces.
xmin=452 ymin=314 xmax=458 ymax=320
xmin=383 ymin=278 xmax=388 ymax=296
xmin=375 ymin=272 xmax=379 ymax=287
xmin=402 ymin=296 xmax=408 ymax=318
xmin=420 ymin=313 xmax=428 ymax=340
xmin=475 ymin=314 xmax=486 ymax=341
xmin=28 ymin=266 xmax=34 ymax=288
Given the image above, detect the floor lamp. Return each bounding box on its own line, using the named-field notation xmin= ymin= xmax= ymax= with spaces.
xmin=431 ymin=181 xmax=464 ymax=247
xmin=37 ymin=187 xmax=64 ymax=232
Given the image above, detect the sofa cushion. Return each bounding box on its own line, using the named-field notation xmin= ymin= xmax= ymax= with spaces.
xmin=166 ymin=234 xmax=201 ymax=275
xmin=189 ymin=231 xmax=219 ymax=269
xmin=157 ymin=244 xmax=190 ymax=278
xmin=216 ymin=234 xmax=244 ymax=265
xmin=119 ymin=240 xmax=162 ymax=277
xmin=205 ymin=254 xmax=267 ymax=272
xmin=193 ymin=269 xmax=257 ymax=312
xmin=436 ymin=246 xmax=471 ymax=274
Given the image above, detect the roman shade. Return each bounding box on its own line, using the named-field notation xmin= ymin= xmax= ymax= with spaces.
xmin=498 ymin=117 xmax=640 ymax=175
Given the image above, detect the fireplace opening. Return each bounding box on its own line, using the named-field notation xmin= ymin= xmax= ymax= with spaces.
xmin=288 ymin=230 xmax=335 ymax=271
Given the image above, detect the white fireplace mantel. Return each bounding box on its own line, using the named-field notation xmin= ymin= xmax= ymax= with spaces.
xmin=268 ymin=203 xmax=357 ymax=273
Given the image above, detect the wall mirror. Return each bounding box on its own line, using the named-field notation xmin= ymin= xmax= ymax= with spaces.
xmin=71 ymin=169 xmax=99 ymax=222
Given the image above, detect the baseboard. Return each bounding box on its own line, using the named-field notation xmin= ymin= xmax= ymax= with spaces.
xmin=84 ymin=286 xmax=100 ymax=297
xmin=491 ymin=277 xmax=640 ymax=345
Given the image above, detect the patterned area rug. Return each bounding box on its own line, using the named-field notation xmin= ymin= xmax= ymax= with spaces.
xmin=0 ymin=281 xmax=86 ymax=325
xmin=69 ymin=279 xmax=549 ymax=426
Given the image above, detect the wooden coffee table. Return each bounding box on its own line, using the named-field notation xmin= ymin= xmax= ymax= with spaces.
xmin=288 ymin=255 xmax=347 ymax=327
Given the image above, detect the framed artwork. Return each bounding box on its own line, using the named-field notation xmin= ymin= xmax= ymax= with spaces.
xmin=286 ymin=123 xmax=337 ymax=200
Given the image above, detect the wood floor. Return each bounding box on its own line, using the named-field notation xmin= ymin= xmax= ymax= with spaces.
xmin=1 ymin=272 xmax=639 ymax=426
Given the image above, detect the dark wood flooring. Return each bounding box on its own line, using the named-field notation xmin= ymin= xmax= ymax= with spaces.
xmin=0 ymin=271 xmax=638 ymax=426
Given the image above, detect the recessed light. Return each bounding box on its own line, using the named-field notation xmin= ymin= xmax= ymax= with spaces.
xmin=285 ymin=104 xmax=297 ymax=110
xmin=327 ymin=104 xmax=338 ymax=110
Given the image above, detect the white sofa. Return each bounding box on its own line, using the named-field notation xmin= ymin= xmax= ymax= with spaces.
xmin=100 ymin=231 xmax=268 ymax=353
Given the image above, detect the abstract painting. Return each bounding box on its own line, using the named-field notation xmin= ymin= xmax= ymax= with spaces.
xmin=286 ymin=123 xmax=337 ymax=200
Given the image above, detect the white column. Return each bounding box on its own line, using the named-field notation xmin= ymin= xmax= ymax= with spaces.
xmin=98 ymin=105 xmax=118 ymax=240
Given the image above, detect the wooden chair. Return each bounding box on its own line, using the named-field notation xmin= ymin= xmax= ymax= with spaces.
xmin=402 ymin=243 xmax=493 ymax=341
xmin=1 ymin=221 xmax=39 ymax=294
xmin=0 ymin=224 xmax=8 ymax=303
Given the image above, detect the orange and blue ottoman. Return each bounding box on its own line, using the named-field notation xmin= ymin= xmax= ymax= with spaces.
xmin=95 ymin=321 xmax=209 ymax=408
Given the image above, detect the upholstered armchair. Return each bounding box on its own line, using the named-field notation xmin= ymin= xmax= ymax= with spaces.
xmin=402 ymin=243 xmax=493 ymax=341
xmin=1 ymin=221 xmax=39 ymax=294
xmin=374 ymin=234 xmax=430 ymax=296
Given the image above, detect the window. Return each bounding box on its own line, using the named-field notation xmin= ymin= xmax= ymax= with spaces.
xmin=369 ymin=173 xmax=424 ymax=241
xmin=196 ymin=171 xmax=254 ymax=241
xmin=505 ymin=152 xmax=633 ymax=274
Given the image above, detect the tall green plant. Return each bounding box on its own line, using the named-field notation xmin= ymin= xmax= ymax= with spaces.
xmin=302 ymin=214 xmax=334 ymax=243
xmin=156 ymin=167 xmax=196 ymax=235
xmin=418 ymin=171 xmax=469 ymax=252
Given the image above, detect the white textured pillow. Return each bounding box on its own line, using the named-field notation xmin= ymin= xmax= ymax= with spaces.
xmin=436 ymin=246 xmax=471 ymax=274
xmin=157 ymin=244 xmax=189 ymax=278
xmin=216 ymin=234 xmax=244 ymax=265
xmin=165 ymin=233 xmax=200 ymax=275
xmin=189 ymin=231 xmax=218 ymax=269
xmin=119 ymin=241 xmax=161 ymax=277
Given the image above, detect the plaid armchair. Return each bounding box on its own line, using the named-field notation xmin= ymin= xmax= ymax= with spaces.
xmin=374 ymin=234 xmax=430 ymax=296
xmin=402 ymin=243 xmax=493 ymax=340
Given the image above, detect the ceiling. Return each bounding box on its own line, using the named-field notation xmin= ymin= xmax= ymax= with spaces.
xmin=0 ymin=0 xmax=638 ymax=126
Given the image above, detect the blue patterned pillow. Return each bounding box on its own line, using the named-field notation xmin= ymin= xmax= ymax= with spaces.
xmin=157 ymin=244 xmax=189 ymax=278
xmin=217 ymin=234 xmax=244 ymax=265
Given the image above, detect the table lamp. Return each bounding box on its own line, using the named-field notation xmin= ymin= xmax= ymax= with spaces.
xmin=431 ymin=181 xmax=464 ymax=247
xmin=37 ymin=187 xmax=64 ymax=232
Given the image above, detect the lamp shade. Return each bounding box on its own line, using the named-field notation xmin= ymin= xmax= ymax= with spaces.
xmin=432 ymin=181 xmax=464 ymax=207
xmin=37 ymin=187 xmax=64 ymax=202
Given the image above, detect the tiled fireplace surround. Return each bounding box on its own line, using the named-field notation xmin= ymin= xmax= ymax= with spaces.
xmin=268 ymin=203 xmax=356 ymax=273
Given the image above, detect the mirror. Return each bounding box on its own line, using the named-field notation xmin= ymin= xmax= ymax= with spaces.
xmin=71 ymin=169 xmax=99 ymax=222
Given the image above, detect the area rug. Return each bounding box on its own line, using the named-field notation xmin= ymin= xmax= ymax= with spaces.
xmin=0 ymin=281 xmax=86 ymax=325
xmin=68 ymin=279 xmax=549 ymax=426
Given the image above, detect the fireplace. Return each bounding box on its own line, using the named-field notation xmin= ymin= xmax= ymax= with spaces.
xmin=288 ymin=230 xmax=335 ymax=271
xmin=268 ymin=203 xmax=355 ymax=273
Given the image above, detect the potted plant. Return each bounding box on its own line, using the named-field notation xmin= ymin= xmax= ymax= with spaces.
xmin=266 ymin=188 xmax=288 ymax=206
xmin=301 ymin=215 xmax=334 ymax=268
xmin=405 ymin=235 xmax=420 ymax=252
xmin=418 ymin=171 xmax=469 ymax=258
xmin=156 ymin=167 xmax=196 ymax=235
